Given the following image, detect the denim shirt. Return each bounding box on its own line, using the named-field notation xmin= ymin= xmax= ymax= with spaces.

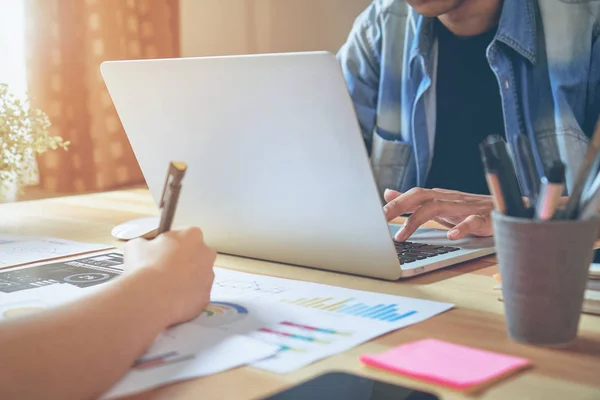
xmin=337 ymin=0 xmax=600 ymax=196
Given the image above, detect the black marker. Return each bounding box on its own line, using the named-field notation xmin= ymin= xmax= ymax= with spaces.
xmin=480 ymin=135 xmax=528 ymax=218
xmin=513 ymin=135 xmax=540 ymax=207
xmin=480 ymin=144 xmax=507 ymax=214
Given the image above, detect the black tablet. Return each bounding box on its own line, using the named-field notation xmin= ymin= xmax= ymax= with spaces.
xmin=261 ymin=372 xmax=440 ymax=400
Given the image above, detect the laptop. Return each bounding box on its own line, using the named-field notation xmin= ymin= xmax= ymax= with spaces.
xmin=100 ymin=51 xmax=495 ymax=280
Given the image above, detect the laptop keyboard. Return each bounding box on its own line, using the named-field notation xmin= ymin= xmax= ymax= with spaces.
xmin=393 ymin=241 xmax=460 ymax=264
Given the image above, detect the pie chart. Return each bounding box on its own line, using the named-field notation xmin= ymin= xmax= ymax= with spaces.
xmin=196 ymin=301 xmax=248 ymax=327
xmin=2 ymin=305 xmax=46 ymax=319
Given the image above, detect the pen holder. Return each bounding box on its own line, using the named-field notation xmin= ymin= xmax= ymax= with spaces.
xmin=492 ymin=212 xmax=599 ymax=347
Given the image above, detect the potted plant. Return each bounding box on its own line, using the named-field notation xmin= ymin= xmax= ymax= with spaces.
xmin=0 ymin=83 xmax=69 ymax=202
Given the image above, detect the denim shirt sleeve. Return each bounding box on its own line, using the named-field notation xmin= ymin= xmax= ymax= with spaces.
xmin=586 ymin=23 xmax=600 ymax=137
xmin=336 ymin=5 xmax=382 ymax=154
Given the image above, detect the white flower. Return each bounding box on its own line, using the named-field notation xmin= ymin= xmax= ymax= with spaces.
xmin=0 ymin=82 xmax=69 ymax=200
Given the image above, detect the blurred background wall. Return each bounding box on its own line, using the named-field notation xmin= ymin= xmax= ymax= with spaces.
xmin=180 ymin=0 xmax=371 ymax=57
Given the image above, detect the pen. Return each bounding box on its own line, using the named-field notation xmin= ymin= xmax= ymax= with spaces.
xmin=480 ymin=143 xmax=507 ymax=214
xmin=480 ymin=135 xmax=528 ymax=218
xmin=157 ymin=161 xmax=187 ymax=234
xmin=563 ymin=118 xmax=600 ymax=219
xmin=512 ymin=135 xmax=540 ymax=207
xmin=579 ymin=169 xmax=600 ymax=219
xmin=535 ymin=161 xmax=565 ymax=220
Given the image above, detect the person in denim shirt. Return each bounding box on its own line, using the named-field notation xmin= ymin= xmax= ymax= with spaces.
xmin=338 ymin=0 xmax=600 ymax=241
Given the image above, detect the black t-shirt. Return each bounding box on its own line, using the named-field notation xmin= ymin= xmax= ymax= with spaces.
xmin=425 ymin=19 xmax=505 ymax=195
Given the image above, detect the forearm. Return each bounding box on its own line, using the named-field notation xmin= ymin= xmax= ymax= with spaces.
xmin=0 ymin=269 xmax=169 ymax=400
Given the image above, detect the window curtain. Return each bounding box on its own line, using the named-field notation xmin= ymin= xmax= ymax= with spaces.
xmin=25 ymin=0 xmax=179 ymax=193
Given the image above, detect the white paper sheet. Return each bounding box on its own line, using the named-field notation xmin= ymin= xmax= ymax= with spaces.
xmin=200 ymin=268 xmax=454 ymax=373
xmin=0 ymin=234 xmax=113 ymax=269
xmin=102 ymin=330 xmax=276 ymax=399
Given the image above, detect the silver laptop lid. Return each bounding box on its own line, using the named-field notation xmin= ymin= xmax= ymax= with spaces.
xmin=101 ymin=51 xmax=402 ymax=280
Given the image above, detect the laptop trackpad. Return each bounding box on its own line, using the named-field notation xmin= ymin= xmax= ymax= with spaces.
xmin=388 ymin=224 xmax=495 ymax=250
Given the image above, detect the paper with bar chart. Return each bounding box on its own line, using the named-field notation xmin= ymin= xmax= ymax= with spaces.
xmin=205 ymin=268 xmax=454 ymax=373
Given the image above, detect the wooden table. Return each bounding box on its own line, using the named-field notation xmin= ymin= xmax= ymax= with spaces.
xmin=2 ymin=189 xmax=599 ymax=400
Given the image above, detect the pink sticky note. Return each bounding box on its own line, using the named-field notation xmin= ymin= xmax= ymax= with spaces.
xmin=360 ymin=339 xmax=530 ymax=390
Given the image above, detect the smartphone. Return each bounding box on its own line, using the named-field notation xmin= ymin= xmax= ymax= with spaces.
xmin=260 ymin=371 xmax=440 ymax=400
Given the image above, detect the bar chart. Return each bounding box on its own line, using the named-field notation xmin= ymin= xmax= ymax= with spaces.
xmin=258 ymin=327 xmax=331 ymax=344
xmin=280 ymin=321 xmax=352 ymax=336
xmin=249 ymin=319 xmax=356 ymax=361
xmin=281 ymin=297 xmax=417 ymax=322
xmin=251 ymin=332 xmax=307 ymax=353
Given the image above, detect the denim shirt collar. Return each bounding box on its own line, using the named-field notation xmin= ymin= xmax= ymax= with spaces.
xmin=407 ymin=10 xmax=435 ymax=67
xmin=408 ymin=0 xmax=537 ymax=66
xmin=495 ymin=0 xmax=537 ymax=64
